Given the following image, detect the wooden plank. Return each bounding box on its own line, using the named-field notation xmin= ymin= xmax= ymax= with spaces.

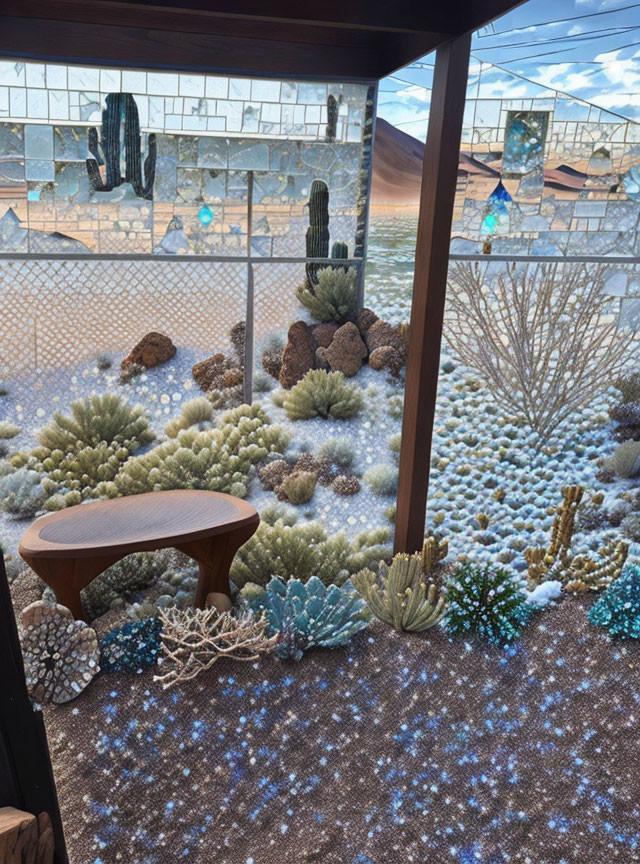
xmin=0 ymin=16 xmax=390 ymax=81
xmin=6 ymin=0 xmax=458 ymax=35
xmin=0 ymin=557 xmax=68 ymax=862
xmin=394 ymin=34 xmax=471 ymax=555
xmin=0 ymin=808 xmax=54 ymax=864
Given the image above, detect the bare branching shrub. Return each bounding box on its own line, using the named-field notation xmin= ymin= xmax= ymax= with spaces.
xmin=444 ymin=261 xmax=637 ymax=440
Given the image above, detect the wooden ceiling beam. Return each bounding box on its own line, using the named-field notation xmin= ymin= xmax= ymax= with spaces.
xmin=7 ymin=0 xmax=459 ymax=36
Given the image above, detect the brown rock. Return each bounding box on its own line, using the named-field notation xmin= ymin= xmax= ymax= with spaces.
xmin=222 ymin=368 xmax=244 ymax=389
xmin=316 ymin=321 xmax=367 ymax=377
xmin=294 ymin=453 xmax=335 ymax=486
xmin=312 ymin=322 xmax=338 ymax=348
xmin=192 ymin=353 xmax=240 ymax=392
xmin=262 ymin=349 xmax=283 ymax=380
xmin=259 ymin=459 xmax=293 ymax=491
xmin=121 ymin=331 xmax=176 ymax=369
xmin=369 ymin=345 xmax=405 ymax=376
xmin=332 ymin=474 xmax=361 ymax=495
xmin=365 ymin=319 xmax=405 ymax=355
xmin=356 ymin=307 xmax=379 ymax=335
xmin=279 ymin=321 xmax=315 ymax=389
xmin=230 ymin=321 xmax=246 ymax=366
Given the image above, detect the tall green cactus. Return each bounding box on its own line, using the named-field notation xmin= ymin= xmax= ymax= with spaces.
xmin=331 ymin=240 xmax=349 ymax=273
xmin=325 ymin=94 xmax=338 ymax=142
xmin=86 ymin=93 xmax=156 ymax=200
xmin=305 ymin=179 xmax=330 ymax=286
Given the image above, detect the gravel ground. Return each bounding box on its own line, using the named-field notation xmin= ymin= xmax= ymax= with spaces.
xmin=42 ymin=596 xmax=640 ymax=864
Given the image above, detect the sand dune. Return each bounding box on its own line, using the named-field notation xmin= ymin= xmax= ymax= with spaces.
xmin=371 ymin=117 xmax=590 ymax=205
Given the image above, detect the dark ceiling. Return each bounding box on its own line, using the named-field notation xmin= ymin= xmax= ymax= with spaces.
xmin=0 ymin=0 xmax=525 ymax=81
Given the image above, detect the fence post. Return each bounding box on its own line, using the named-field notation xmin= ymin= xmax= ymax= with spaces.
xmin=243 ymin=170 xmax=254 ymax=405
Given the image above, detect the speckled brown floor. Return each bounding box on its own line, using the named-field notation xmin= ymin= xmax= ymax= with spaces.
xmin=43 ymin=598 xmax=640 ymax=864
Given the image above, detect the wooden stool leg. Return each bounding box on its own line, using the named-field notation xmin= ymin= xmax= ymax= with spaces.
xmin=20 ymin=555 xmax=120 ymax=622
xmin=177 ymin=520 xmax=258 ymax=609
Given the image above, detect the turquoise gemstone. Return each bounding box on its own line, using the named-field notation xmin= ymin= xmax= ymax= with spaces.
xmin=197 ymin=205 xmax=214 ymax=225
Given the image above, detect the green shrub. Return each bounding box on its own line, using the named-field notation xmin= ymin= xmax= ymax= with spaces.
xmin=0 ymin=422 xmax=20 ymax=439
xmin=613 ymin=372 xmax=640 ymax=404
xmin=277 ymin=370 xmax=364 ymax=421
xmin=100 ymin=404 xmax=289 ymax=500
xmin=276 ymin=470 xmax=317 ymax=505
xmin=364 ymin=464 xmax=398 ymax=497
xmin=352 ymin=552 xmax=446 ymax=632
xmin=37 ymin=394 xmax=154 ymax=452
xmin=10 ymin=395 xmax=155 ymax=508
xmin=295 ymin=267 xmax=357 ymax=324
xmin=165 ymin=397 xmax=214 ymax=438
xmin=230 ymin=512 xmax=391 ymax=589
xmin=608 ymin=440 xmax=640 ymax=478
xmin=444 ymin=563 xmax=534 ymax=644
xmin=317 ymin=435 xmax=355 ymax=468
xmin=0 ymin=468 xmax=47 ymax=518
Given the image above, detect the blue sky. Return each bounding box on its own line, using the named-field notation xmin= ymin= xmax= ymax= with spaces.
xmin=378 ymin=0 xmax=640 ymax=137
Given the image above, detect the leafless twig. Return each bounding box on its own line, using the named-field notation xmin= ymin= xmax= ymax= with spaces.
xmin=154 ymin=606 xmax=278 ymax=689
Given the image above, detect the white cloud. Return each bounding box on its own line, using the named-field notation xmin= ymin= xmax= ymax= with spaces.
xmin=394 ymin=85 xmax=430 ymax=104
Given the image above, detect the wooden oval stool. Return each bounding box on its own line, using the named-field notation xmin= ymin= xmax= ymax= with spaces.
xmin=19 ymin=490 xmax=259 ymax=621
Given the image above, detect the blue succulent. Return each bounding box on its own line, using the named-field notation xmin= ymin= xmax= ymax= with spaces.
xmin=100 ymin=617 xmax=163 ymax=673
xmin=240 ymin=575 xmax=368 ymax=661
xmin=588 ymin=565 xmax=640 ymax=639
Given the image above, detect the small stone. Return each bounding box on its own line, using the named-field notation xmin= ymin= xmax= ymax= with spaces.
xmin=262 ymin=349 xmax=282 ymax=380
xmin=192 ymin=353 xmax=240 ymax=392
xmin=121 ymin=331 xmax=176 ymax=370
xmin=332 ymin=474 xmax=361 ymax=495
xmin=206 ymin=592 xmax=232 ymax=613
xmin=369 ymin=345 xmax=405 ymax=376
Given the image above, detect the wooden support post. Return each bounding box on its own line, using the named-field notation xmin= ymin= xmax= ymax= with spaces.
xmin=0 ymin=557 xmax=68 ymax=862
xmin=0 ymin=808 xmax=54 ymax=864
xmin=394 ymin=34 xmax=471 ymax=554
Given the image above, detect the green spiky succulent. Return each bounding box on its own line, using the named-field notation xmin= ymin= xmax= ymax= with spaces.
xmin=444 ymin=563 xmax=535 ymax=644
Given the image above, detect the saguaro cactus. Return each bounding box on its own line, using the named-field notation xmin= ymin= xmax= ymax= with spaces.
xmin=305 ymin=179 xmax=330 ymax=286
xmin=86 ymin=93 xmax=156 ymax=200
xmin=325 ymin=94 xmax=338 ymax=142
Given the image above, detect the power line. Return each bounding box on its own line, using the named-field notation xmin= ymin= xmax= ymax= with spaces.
xmin=473 ymin=24 xmax=639 ymax=51
xmin=477 ymin=2 xmax=640 ymax=36
xmin=501 ymin=35 xmax=640 ymax=63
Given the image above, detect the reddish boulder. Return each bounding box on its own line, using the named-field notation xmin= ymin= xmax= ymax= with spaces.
xmin=356 ymin=307 xmax=379 ymax=336
xmin=121 ymin=331 xmax=176 ymax=369
xmin=279 ymin=321 xmax=315 ymax=389
xmin=316 ymin=321 xmax=367 ymax=377
xmin=312 ymin=322 xmax=338 ymax=349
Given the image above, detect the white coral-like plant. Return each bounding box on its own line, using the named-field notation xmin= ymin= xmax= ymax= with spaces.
xmin=154 ymin=606 xmax=278 ymax=688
